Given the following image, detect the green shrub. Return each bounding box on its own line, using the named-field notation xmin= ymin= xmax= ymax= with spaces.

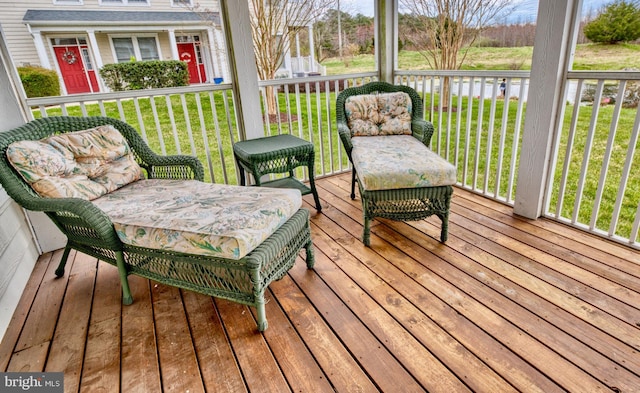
xmin=584 ymin=1 xmax=640 ymax=44
xmin=17 ymin=66 xmax=60 ymax=98
xmin=100 ymin=60 xmax=189 ymax=91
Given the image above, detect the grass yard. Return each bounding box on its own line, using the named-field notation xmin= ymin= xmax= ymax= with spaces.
xmin=322 ymin=43 xmax=640 ymax=74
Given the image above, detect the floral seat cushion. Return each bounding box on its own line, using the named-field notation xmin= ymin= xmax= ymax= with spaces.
xmin=345 ymin=92 xmax=413 ymax=136
xmin=91 ymin=179 xmax=302 ymax=260
xmin=351 ymin=135 xmax=457 ymax=191
xmin=6 ymin=125 xmax=143 ymax=199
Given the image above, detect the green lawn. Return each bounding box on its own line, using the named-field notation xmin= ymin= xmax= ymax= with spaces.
xmin=322 ymin=43 xmax=640 ymax=74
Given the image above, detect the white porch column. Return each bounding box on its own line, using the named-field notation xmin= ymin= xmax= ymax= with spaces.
xmin=376 ymin=0 xmax=396 ymax=83
xmin=86 ymin=30 xmax=103 ymax=69
xmin=308 ymin=25 xmax=316 ymax=73
xmin=206 ymin=28 xmax=219 ymax=79
xmin=29 ymin=29 xmax=51 ymax=69
xmin=86 ymin=30 xmax=105 ymax=92
xmin=219 ymin=0 xmax=263 ymax=140
xmin=295 ymin=32 xmax=302 ymax=72
xmin=168 ymin=29 xmax=179 ymax=59
xmin=514 ymin=0 xmax=582 ymax=218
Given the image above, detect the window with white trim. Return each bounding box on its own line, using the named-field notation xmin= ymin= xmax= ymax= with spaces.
xmin=100 ymin=0 xmax=149 ymax=5
xmin=53 ymin=0 xmax=83 ymax=4
xmin=172 ymin=0 xmax=193 ymax=6
xmin=112 ymin=36 xmax=160 ymax=62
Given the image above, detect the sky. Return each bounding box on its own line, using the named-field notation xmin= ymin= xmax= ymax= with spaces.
xmin=340 ymin=0 xmax=612 ymax=24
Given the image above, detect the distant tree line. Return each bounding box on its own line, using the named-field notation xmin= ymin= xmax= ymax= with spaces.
xmin=311 ymin=0 xmax=640 ymax=62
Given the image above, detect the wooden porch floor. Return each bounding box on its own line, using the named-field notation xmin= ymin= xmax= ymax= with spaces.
xmin=1 ymin=172 xmax=639 ymax=392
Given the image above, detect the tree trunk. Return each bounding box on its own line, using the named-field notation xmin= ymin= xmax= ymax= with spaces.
xmin=265 ymin=85 xmax=278 ymax=116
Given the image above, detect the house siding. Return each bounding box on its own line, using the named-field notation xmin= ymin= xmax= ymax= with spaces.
xmin=0 ymin=0 xmax=226 ymax=91
xmin=0 ymin=30 xmax=39 ymax=341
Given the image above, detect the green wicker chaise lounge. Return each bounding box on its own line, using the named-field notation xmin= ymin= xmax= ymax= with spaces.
xmin=336 ymin=81 xmax=457 ymax=246
xmin=0 ymin=116 xmax=314 ymax=331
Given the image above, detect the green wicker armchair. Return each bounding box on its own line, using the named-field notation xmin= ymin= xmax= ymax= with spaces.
xmin=0 ymin=116 xmax=314 ymax=331
xmin=336 ymin=81 xmax=456 ymax=246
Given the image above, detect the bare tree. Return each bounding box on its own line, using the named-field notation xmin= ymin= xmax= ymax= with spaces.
xmin=399 ymin=0 xmax=512 ymax=105
xmin=400 ymin=0 xmax=512 ymax=70
xmin=250 ymin=0 xmax=333 ymax=115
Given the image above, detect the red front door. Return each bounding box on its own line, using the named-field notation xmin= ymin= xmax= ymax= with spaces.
xmin=178 ymin=43 xmax=206 ymax=84
xmin=54 ymin=46 xmax=98 ymax=94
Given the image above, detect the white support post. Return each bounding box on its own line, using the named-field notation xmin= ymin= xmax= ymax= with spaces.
xmin=219 ymin=0 xmax=263 ymax=140
xmin=29 ymin=29 xmax=51 ymax=69
xmin=168 ymin=29 xmax=179 ymax=60
xmin=308 ymin=25 xmax=316 ymax=73
xmin=376 ymin=0 xmax=396 ymax=83
xmin=86 ymin=30 xmax=103 ymax=70
xmin=513 ymin=0 xmax=581 ymax=219
xmin=86 ymin=30 xmax=105 ymax=92
xmin=206 ymin=28 xmax=218 ymax=80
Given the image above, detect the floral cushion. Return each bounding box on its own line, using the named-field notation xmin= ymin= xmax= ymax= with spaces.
xmin=91 ymin=179 xmax=302 ymax=260
xmin=6 ymin=140 xmax=107 ymax=199
xmin=45 ymin=125 xmax=143 ymax=193
xmin=378 ymin=92 xmax=412 ymax=135
xmin=345 ymin=92 xmax=412 ymax=136
xmin=345 ymin=94 xmax=380 ymax=136
xmin=351 ymin=135 xmax=457 ymax=191
xmin=6 ymin=125 xmax=143 ymax=199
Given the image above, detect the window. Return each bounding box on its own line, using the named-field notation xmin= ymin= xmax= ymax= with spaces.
xmin=81 ymin=48 xmax=94 ymax=70
xmin=51 ymin=38 xmax=86 ymax=46
xmin=100 ymin=0 xmax=148 ymax=5
xmin=54 ymin=0 xmax=83 ymax=4
xmin=112 ymin=36 xmax=159 ymax=62
xmin=137 ymin=37 xmax=159 ymax=61
xmin=172 ymin=0 xmax=193 ymax=6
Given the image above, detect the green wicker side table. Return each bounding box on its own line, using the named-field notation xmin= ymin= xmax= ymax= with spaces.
xmin=233 ymin=134 xmax=322 ymax=212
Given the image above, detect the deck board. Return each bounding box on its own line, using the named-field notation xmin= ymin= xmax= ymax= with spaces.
xmin=1 ymin=173 xmax=639 ymax=392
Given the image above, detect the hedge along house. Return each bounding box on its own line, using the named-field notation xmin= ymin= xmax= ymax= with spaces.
xmin=4 ymin=1 xmax=229 ymax=95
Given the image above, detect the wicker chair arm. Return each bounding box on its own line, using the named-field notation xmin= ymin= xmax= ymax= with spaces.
xmin=412 ymin=119 xmax=435 ymax=147
xmin=337 ymin=123 xmax=353 ymax=160
xmin=141 ymin=154 xmax=205 ymax=181
xmin=17 ymin=194 xmax=121 ymax=248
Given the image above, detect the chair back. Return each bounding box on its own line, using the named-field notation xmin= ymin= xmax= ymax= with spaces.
xmin=0 ymin=116 xmax=155 ymax=211
xmin=336 ymin=81 xmax=424 ymax=129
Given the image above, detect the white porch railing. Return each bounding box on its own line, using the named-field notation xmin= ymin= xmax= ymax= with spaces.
xmin=395 ymin=70 xmax=530 ymax=206
xmin=290 ymin=56 xmax=327 ymax=76
xmin=395 ymin=70 xmax=640 ymax=249
xmin=549 ymin=71 xmax=640 ymax=247
xmin=23 ymin=70 xmax=640 ymax=248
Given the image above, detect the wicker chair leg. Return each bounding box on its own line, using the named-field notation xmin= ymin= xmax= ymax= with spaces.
xmin=362 ymin=216 xmax=371 ymax=246
xmin=440 ymin=212 xmax=449 ymax=242
xmin=55 ymin=246 xmax=72 ymax=277
xmin=115 ymin=251 xmax=133 ymax=305
xmin=350 ymin=169 xmax=357 ymax=200
xmin=255 ymin=297 xmax=268 ymax=332
xmin=305 ymin=240 xmax=315 ymax=268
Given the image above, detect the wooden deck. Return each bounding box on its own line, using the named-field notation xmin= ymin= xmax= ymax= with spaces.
xmin=1 ymin=172 xmax=639 ymax=393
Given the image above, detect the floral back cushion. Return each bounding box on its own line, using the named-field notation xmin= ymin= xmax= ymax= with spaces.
xmin=345 ymin=94 xmax=381 ymax=136
xmin=46 ymin=125 xmax=143 ymax=192
xmin=7 ymin=125 xmax=143 ymax=199
xmin=7 ymin=140 xmax=107 ymax=199
xmin=378 ymin=92 xmax=412 ymax=135
xmin=344 ymin=92 xmax=412 ymax=136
